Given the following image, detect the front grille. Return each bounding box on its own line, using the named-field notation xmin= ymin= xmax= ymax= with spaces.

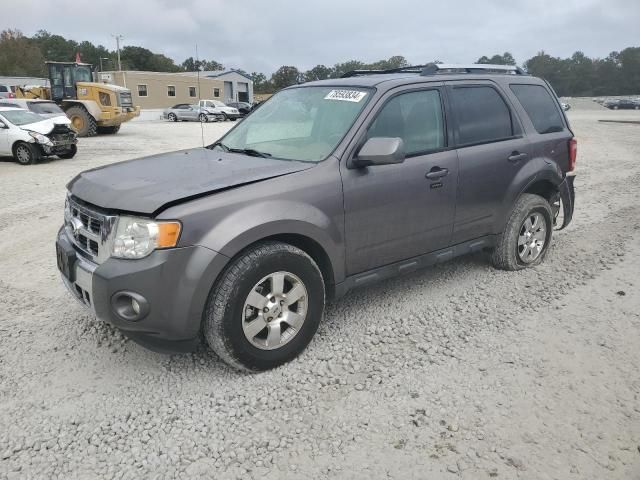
xmin=65 ymin=197 xmax=116 ymax=263
xmin=119 ymin=92 xmax=133 ymax=108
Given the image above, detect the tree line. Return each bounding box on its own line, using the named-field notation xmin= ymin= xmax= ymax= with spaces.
xmin=1 ymin=30 xmax=638 ymax=97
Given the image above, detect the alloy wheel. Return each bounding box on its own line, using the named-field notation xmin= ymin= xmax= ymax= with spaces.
xmin=517 ymin=212 xmax=547 ymax=263
xmin=242 ymin=271 xmax=308 ymax=350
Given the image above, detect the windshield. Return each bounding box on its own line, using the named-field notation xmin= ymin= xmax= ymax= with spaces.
xmin=0 ymin=110 xmax=46 ymax=126
xmin=75 ymin=66 xmax=93 ymax=82
xmin=28 ymin=102 xmax=64 ymax=115
xmin=213 ymin=86 xmax=372 ymax=162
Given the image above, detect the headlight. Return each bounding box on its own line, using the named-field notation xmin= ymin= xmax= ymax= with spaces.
xmin=112 ymin=216 xmax=181 ymax=259
xmin=28 ymin=131 xmax=50 ymax=144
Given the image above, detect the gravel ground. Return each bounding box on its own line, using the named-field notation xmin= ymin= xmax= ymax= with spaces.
xmin=1 ymin=106 xmax=639 ymax=479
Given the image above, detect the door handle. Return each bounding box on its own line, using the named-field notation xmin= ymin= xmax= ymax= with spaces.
xmin=425 ymin=167 xmax=449 ymax=180
xmin=508 ymin=151 xmax=528 ymax=163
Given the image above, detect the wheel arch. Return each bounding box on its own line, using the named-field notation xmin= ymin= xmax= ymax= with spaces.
xmin=62 ymin=100 xmax=101 ymax=120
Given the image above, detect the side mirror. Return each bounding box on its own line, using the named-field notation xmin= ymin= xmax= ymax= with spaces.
xmin=352 ymin=137 xmax=405 ymax=168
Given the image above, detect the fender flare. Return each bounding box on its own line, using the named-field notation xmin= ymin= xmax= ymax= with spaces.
xmin=62 ymin=100 xmax=101 ymax=121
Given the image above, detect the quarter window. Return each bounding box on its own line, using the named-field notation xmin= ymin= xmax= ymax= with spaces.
xmin=167 ymin=85 xmax=176 ymax=97
xmin=367 ymin=90 xmax=445 ymax=155
xmin=189 ymin=86 xmax=197 ymax=97
xmin=510 ymin=84 xmax=564 ymax=134
xmin=451 ymin=86 xmax=513 ymax=145
xmin=137 ymin=84 xmax=148 ymax=97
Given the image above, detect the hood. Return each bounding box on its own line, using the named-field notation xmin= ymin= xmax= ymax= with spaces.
xmin=22 ymin=119 xmax=56 ymax=135
xmin=43 ymin=113 xmax=72 ymax=125
xmin=67 ymin=147 xmax=315 ymax=215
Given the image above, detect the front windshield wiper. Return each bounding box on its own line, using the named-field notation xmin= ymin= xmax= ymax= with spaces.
xmin=210 ymin=142 xmax=271 ymax=158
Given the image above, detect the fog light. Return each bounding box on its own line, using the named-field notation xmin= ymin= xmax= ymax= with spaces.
xmin=111 ymin=291 xmax=149 ymax=322
xmin=131 ymin=298 xmax=140 ymax=315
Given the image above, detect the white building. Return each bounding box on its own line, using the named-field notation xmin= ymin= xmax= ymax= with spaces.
xmin=179 ymin=70 xmax=253 ymax=104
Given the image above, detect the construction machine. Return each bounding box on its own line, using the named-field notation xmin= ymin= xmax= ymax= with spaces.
xmin=16 ymin=61 xmax=140 ymax=137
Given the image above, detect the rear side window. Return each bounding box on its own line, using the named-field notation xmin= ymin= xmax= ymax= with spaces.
xmin=451 ymin=86 xmax=513 ymax=146
xmin=510 ymin=84 xmax=564 ymax=134
xmin=0 ymin=86 xmax=7 ymax=92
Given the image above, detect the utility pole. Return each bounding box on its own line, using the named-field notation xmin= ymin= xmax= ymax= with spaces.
xmin=112 ymin=34 xmax=125 ymax=87
xmin=112 ymin=34 xmax=123 ymax=71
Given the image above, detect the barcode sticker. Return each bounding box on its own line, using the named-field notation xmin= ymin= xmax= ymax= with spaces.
xmin=324 ymin=90 xmax=368 ymax=102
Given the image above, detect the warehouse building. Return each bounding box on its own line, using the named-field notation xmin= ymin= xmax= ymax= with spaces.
xmin=99 ymin=71 xmax=224 ymax=109
xmin=185 ymin=70 xmax=254 ymax=104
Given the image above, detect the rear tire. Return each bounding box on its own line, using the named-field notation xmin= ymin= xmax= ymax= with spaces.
xmin=168 ymin=113 xmax=177 ymax=122
xmin=57 ymin=144 xmax=77 ymax=159
xmin=491 ymin=194 xmax=553 ymax=271
xmin=97 ymin=125 xmax=120 ymax=134
xmin=204 ymin=241 xmax=325 ymax=371
xmin=13 ymin=142 xmax=39 ymax=165
xmin=66 ymin=106 xmax=97 ymax=137
xmin=199 ymin=113 xmax=208 ymax=123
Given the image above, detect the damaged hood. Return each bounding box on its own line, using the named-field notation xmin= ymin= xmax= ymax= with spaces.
xmin=67 ymin=147 xmax=315 ymax=215
xmin=22 ymin=119 xmax=56 ymax=135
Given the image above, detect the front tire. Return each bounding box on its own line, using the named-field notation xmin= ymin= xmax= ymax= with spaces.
xmin=199 ymin=113 xmax=208 ymax=123
xmin=491 ymin=194 xmax=553 ymax=271
xmin=66 ymin=106 xmax=97 ymax=137
xmin=13 ymin=142 xmax=40 ymax=165
xmin=204 ymin=242 xmax=325 ymax=371
xmin=168 ymin=113 xmax=177 ymax=122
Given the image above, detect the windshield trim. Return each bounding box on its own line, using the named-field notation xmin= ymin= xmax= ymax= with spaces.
xmin=208 ymin=85 xmax=376 ymax=163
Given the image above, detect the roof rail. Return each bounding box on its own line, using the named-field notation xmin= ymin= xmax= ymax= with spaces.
xmin=420 ymin=63 xmax=526 ymax=76
xmin=341 ymin=65 xmax=431 ymax=78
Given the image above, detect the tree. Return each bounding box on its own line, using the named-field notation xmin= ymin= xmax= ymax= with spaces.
xmin=0 ymin=30 xmax=45 ymax=76
xmin=270 ymin=66 xmax=301 ymax=90
xmin=477 ymin=52 xmax=516 ymax=65
xmin=250 ymin=72 xmax=272 ymax=93
xmin=331 ymin=60 xmax=366 ymax=78
xmin=304 ymin=64 xmax=333 ymax=82
xmin=181 ymin=57 xmax=223 ymax=72
xmin=369 ymin=55 xmax=409 ymax=70
xmin=120 ymin=46 xmax=179 ymax=72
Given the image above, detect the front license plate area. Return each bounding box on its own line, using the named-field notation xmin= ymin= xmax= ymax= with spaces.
xmin=56 ymin=240 xmax=77 ymax=283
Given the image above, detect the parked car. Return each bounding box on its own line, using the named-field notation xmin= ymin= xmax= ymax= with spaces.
xmin=0 ymin=99 xmax=72 ymax=125
xmin=0 ymin=107 xmax=77 ymax=165
xmin=0 ymin=84 xmax=16 ymax=99
xmin=198 ymin=100 xmax=241 ymax=121
xmin=227 ymin=101 xmax=253 ymax=116
xmin=56 ymin=64 xmax=575 ymax=371
xmin=162 ymin=104 xmax=224 ymax=122
xmin=603 ymin=98 xmax=639 ymax=110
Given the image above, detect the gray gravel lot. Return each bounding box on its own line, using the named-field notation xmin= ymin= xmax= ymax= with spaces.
xmin=1 ymin=105 xmax=639 ymax=479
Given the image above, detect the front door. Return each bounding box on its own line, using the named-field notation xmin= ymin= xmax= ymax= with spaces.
xmin=341 ymin=87 xmax=458 ymax=275
xmin=0 ymin=116 xmax=10 ymax=156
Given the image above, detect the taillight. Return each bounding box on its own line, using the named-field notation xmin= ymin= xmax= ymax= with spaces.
xmin=568 ymin=138 xmax=577 ymax=172
xmin=8 ymin=92 xmax=15 ymax=98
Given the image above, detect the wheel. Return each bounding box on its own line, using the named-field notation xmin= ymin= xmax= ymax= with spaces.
xmin=57 ymin=144 xmax=77 ymax=159
xmin=204 ymin=241 xmax=325 ymax=371
xmin=635 ymin=106 xmax=639 ymax=110
xmin=199 ymin=113 xmax=208 ymax=123
xmin=230 ymin=117 xmax=237 ymax=122
xmin=13 ymin=142 xmax=40 ymax=165
xmin=221 ymin=113 xmax=229 ymax=121
xmin=97 ymin=125 xmax=120 ymax=134
xmin=65 ymin=106 xmax=97 ymax=137
xmin=491 ymin=193 xmax=553 ymax=271
xmin=168 ymin=113 xmax=177 ymax=122
xmin=613 ymin=106 xmax=619 ymax=110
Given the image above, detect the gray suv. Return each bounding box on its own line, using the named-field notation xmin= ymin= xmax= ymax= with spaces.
xmin=56 ymin=64 xmax=576 ymax=371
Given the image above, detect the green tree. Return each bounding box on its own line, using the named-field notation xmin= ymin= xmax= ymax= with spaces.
xmin=181 ymin=57 xmax=223 ymax=72
xmin=32 ymin=30 xmax=78 ymax=62
xmin=304 ymin=64 xmax=333 ymax=82
xmin=270 ymin=66 xmax=301 ymax=90
xmin=0 ymin=30 xmax=45 ymax=76
xmin=250 ymin=72 xmax=272 ymax=93
xmin=477 ymin=52 xmax=516 ymax=65
xmin=121 ymin=46 xmax=179 ymax=72
xmin=331 ymin=60 xmax=366 ymax=78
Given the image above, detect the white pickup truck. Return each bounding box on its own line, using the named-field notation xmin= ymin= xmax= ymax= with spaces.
xmin=198 ymin=100 xmax=241 ymax=121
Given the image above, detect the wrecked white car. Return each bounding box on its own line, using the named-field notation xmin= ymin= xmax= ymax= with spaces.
xmin=0 ymin=107 xmax=78 ymax=165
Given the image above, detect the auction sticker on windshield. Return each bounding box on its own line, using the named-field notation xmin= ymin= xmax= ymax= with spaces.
xmin=324 ymin=90 xmax=368 ymax=102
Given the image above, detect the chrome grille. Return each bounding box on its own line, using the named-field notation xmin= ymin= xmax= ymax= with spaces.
xmin=64 ymin=197 xmax=117 ymax=264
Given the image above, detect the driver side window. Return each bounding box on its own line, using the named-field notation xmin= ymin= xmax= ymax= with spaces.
xmin=368 ymin=89 xmax=445 ymax=156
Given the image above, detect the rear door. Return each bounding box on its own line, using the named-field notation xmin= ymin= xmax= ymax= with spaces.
xmin=341 ymin=85 xmax=459 ymax=275
xmin=447 ymin=81 xmax=531 ymax=244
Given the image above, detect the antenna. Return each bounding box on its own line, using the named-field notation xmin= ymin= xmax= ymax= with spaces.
xmin=196 ymin=44 xmax=205 ymax=148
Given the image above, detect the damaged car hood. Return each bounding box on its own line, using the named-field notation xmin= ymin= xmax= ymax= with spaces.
xmin=22 ymin=119 xmax=57 ymax=135
xmin=67 ymin=147 xmax=315 ymax=215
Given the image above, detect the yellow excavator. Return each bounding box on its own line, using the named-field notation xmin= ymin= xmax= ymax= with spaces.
xmin=16 ymin=61 xmax=140 ymax=136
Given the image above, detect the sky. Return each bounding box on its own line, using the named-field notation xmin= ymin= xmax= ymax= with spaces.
xmin=3 ymin=0 xmax=639 ymax=74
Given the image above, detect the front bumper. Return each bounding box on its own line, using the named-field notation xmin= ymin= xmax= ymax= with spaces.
xmin=98 ymin=106 xmax=141 ymax=127
xmin=57 ymin=227 xmax=229 ymax=352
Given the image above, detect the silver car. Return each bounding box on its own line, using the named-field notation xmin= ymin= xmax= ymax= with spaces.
xmin=163 ymin=104 xmax=224 ymax=123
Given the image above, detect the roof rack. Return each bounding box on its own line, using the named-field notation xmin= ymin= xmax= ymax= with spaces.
xmin=419 ymin=63 xmax=526 ymax=75
xmin=341 ymin=65 xmax=432 ymax=78
xmin=340 ymin=63 xmax=526 ymax=78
